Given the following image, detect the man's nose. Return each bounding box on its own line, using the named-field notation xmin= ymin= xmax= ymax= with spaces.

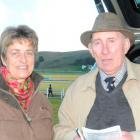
xmin=102 ymin=43 xmax=109 ymax=54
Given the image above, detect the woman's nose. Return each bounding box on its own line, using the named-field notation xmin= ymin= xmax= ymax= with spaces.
xmin=19 ymin=53 xmax=27 ymax=63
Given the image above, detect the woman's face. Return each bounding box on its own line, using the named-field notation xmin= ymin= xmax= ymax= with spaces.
xmin=4 ymin=40 xmax=35 ymax=82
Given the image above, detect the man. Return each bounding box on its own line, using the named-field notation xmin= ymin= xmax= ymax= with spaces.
xmin=48 ymin=84 xmax=53 ymax=97
xmin=54 ymin=12 xmax=140 ymax=140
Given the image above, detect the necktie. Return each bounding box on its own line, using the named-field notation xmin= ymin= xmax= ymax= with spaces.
xmin=104 ymin=77 xmax=115 ymax=92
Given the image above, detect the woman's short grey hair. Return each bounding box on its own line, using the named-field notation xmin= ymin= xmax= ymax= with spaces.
xmin=0 ymin=25 xmax=38 ymax=60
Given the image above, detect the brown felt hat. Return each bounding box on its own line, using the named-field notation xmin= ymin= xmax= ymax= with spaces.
xmin=80 ymin=12 xmax=134 ymax=47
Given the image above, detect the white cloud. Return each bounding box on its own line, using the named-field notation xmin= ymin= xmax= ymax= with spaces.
xmin=0 ymin=0 xmax=98 ymax=52
xmin=34 ymin=0 xmax=98 ymax=52
xmin=0 ymin=2 xmax=11 ymax=32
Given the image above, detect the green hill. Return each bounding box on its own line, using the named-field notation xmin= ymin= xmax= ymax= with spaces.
xmin=35 ymin=50 xmax=95 ymax=71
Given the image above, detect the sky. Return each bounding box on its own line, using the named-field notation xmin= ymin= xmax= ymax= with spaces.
xmin=0 ymin=0 xmax=98 ymax=52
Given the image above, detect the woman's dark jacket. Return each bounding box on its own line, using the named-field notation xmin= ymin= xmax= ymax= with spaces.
xmin=0 ymin=72 xmax=53 ymax=140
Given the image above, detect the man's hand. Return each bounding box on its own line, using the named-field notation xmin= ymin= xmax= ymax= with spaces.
xmin=74 ymin=131 xmax=133 ymax=140
xmin=73 ymin=136 xmax=82 ymax=140
xmin=109 ymin=131 xmax=133 ymax=140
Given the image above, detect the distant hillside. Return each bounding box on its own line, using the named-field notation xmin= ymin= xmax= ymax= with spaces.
xmin=35 ymin=50 xmax=95 ymax=71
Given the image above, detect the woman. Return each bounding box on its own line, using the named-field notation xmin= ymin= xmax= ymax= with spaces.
xmin=0 ymin=25 xmax=53 ymax=140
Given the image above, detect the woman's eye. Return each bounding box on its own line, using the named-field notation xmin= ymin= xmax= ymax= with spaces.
xmin=11 ymin=52 xmax=19 ymax=56
xmin=26 ymin=51 xmax=34 ymax=56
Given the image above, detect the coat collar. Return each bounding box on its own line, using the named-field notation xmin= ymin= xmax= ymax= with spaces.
xmin=125 ymin=58 xmax=138 ymax=81
xmin=82 ymin=58 xmax=138 ymax=91
xmin=0 ymin=71 xmax=43 ymax=110
xmin=0 ymin=71 xmax=43 ymax=92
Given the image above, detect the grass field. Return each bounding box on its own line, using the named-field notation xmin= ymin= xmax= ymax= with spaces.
xmin=37 ymin=71 xmax=84 ymax=124
xmin=49 ymin=98 xmax=62 ymax=124
xmin=38 ymin=72 xmax=83 ymax=96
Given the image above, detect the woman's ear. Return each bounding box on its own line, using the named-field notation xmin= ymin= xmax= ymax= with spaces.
xmin=1 ymin=56 xmax=7 ymax=66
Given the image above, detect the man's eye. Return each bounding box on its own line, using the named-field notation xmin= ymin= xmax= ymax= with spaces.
xmin=109 ymin=39 xmax=115 ymax=43
xmin=11 ymin=52 xmax=19 ymax=56
xmin=93 ymin=41 xmax=100 ymax=46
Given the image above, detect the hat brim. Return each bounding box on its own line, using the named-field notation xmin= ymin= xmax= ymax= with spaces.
xmin=80 ymin=29 xmax=134 ymax=47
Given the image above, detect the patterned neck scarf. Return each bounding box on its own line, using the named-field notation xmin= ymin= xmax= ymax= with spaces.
xmin=0 ymin=66 xmax=34 ymax=110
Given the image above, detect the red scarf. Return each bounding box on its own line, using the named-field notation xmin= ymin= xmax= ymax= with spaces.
xmin=0 ymin=66 xmax=34 ymax=110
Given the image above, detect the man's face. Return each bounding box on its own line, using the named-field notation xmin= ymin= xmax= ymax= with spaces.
xmin=88 ymin=31 xmax=130 ymax=75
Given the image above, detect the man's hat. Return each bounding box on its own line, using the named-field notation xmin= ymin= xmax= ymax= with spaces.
xmin=80 ymin=12 xmax=134 ymax=47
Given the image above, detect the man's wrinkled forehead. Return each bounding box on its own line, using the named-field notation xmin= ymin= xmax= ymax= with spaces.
xmin=91 ymin=31 xmax=127 ymax=41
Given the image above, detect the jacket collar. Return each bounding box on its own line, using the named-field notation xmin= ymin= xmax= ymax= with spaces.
xmin=82 ymin=58 xmax=138 ymax=91
xmin=125 ymin=58 xmax=137 ymax=81
xmin=81 ymin=69 xmax=98 ymax=91
xmin=0 ymin=71 xmax=43 ymax=109
xmin=0 ymin=71 xmax=43 ymax=92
